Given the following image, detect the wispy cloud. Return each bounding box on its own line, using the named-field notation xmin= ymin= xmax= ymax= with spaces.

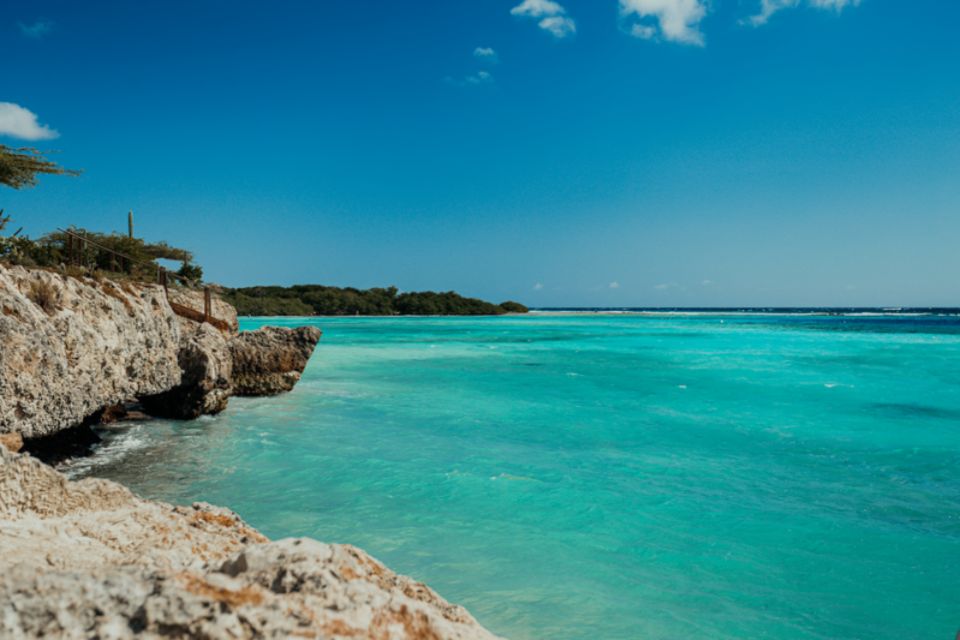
xmin=0 ymin=102 xmax=59 ymax=140
xmin=473 ymin=47 xmax=499 ymax=64
xmin=446 ymin=47 xmax=497 ymax=88
xmin=467 ymin=70 xmax=494 ymax=85
xmin=745 ymin=0 xmax=861 ymax=26
xmin=18 ymin=20 xmax=54 ymax=39
xmin=609 ymin=281 xmax=621 ymax=289
xmin=511 ymin=0 xmax=577 ymax=39
xmin=619 ymin=0 xmax=708 ymax=46
xmin=446 ymin=70 xmax=494 ymax=87
xmin=533 ymin=282 xmax=544 ymax=291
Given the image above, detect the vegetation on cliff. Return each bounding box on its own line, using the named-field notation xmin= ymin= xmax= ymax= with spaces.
xmin=222 ymin=285 xmax=528 ymax=316
xmin=0 ymin=226 xmax=202 ymax=283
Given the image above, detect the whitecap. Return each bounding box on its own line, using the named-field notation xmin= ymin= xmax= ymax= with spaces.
xmin=59 ymin=427 xmax=151 ymax=479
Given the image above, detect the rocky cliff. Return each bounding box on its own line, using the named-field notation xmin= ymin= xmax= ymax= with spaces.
xmin=0 ymin=447 xmax=500 ymax=639
xmin=0 ymin=265 xmax=183 ymax=439
xmin=0 ymin=263 xmax=320 ymax=439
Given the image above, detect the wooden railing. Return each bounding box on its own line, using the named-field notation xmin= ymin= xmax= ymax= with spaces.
xmin=58 ymin=228 xmax=231 ymax=332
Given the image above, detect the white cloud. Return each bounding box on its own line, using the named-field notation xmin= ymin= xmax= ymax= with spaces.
xmin=511 ymin=0 xmax=565 ymax=18
xmin=654 ymin=282 xmax=678 ymax=290
xmin=609 ymin=281 xmax=621 ymax=289
xmin=620 ymin=0 xmax=708 ymax=46
xmin=533 ymin=282 xmax=544 ymax=290
xmin=511 ymin=0 xmax=576 ymax=39
xmin=0 ymin=102 xmax=59 ymax=140
xmin=470 ymin=70 xmax=494 ymax=84
xmin=538 ymin=15 xmax=576 ymax=38
xmin=446 ymin=70 xmax=494 ymax=87
xmin=473 ymin=47 xmax=499 ymax=63
xmin=746 ymin=0 xmax=861 ymax=26
xmin=811 ymin=0 xmax=861 ymax=7
xmin=18 ymin=20 xmax=53 ymax=38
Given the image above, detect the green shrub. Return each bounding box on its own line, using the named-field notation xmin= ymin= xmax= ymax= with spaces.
xmin=499 ymin=301 xmax=529 ymax=313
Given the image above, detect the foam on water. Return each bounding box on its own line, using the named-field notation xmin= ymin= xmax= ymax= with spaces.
xmin=78 ymin=315 xmax=960 ymax=640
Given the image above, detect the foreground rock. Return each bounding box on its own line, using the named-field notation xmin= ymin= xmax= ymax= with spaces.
xmin=0 ymin=447 xmax=501 ymax=639
xmin=230 ymin=326 xmax=323 ymax=396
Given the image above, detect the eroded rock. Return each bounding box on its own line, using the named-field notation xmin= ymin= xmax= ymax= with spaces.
xmin=229 ymin=326 xmax=322 ymax=396
xmin=1 ymin=264 xmax=318 ymax=439
xmin=0 ymin=448 xmax=501 ymax=640
xmin=142 ymin=323 xmax=233 ymax=419
xmin=0 ymin=265 xmax=182 ymax=439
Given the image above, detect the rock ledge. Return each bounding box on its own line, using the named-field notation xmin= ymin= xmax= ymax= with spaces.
xmin=0 ymin=447 xmax=501 ymax=639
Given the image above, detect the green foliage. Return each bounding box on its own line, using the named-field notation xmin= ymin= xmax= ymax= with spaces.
xmin=0 ymin=231 xmax=62 ymax=268
xmin=177 ymin=262 xmax=203 ymax=283
xmin=0 ymin=145 xmax=80 ymax=189
xmin=394 ymin=291 xmax=504 ymax=316
xmin=0 ymin=225 xmax=201 ymax=285
xmin=499 ymin=301 xmax=529 ymax=313
xmin=221 ymin=285 xmax=529 ymax=317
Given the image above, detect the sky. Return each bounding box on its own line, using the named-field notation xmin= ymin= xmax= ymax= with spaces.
xmin=3 ymin=0 xmax=959 ymax=307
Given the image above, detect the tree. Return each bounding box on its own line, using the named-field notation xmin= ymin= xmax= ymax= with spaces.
xmin=0 ymin=145 xmax=79 ymax=189
xmin=177 ymin=262 xmax=203 ymax=283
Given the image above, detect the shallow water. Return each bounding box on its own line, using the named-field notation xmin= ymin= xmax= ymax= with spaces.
xmin=75 ymin=314 xmax=960 ymax=639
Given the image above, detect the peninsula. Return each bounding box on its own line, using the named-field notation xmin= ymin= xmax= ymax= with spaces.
xmin=222 ymin=285 xmax=529 ymax=317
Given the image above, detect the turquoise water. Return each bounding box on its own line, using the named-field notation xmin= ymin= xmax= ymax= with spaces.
xmin=79 ymin=314 xmax=960 ymax=639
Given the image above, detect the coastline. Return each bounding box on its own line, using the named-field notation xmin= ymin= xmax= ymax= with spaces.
xmin=0 ymin=264 xmax=501 ymax=639
xmin=0 ymin=446 xmax=500 ymax=639
xmin=237 ymin=308 xmax=960 ymax=319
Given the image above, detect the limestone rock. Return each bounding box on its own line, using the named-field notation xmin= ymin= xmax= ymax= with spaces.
xmin=142 ymin=323 xmax=233 ymax=419
xmin=0 ymin=448 xmax=501 ymax=640
xmin=0 ymin=265 xmax=182 ymax=439
xmin=0 ymin=265 xmax=317 ymax=439
xmin=229 ymin=326 xmax=322 ymax=396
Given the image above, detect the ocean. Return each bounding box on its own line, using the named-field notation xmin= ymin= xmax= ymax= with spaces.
xmin=71 ymin=313 xmax=960 ymax=639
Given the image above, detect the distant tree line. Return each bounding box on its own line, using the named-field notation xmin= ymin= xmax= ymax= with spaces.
xmin=221 ymin=285 xmax=529 ymax=316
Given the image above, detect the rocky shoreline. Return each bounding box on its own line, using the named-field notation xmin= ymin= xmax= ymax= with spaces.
xmin=0 ymin=447 xmax=499 ymax=639
xmin=0 ymin=264 xmax=500 ymax=639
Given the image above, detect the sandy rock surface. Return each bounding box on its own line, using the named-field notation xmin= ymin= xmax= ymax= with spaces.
xmin=0 ymin=448 xmax=501 ymax=639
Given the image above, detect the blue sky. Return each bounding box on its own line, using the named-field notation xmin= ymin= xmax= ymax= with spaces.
xmin=3 ymin=0 xmax=959 ymax=307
